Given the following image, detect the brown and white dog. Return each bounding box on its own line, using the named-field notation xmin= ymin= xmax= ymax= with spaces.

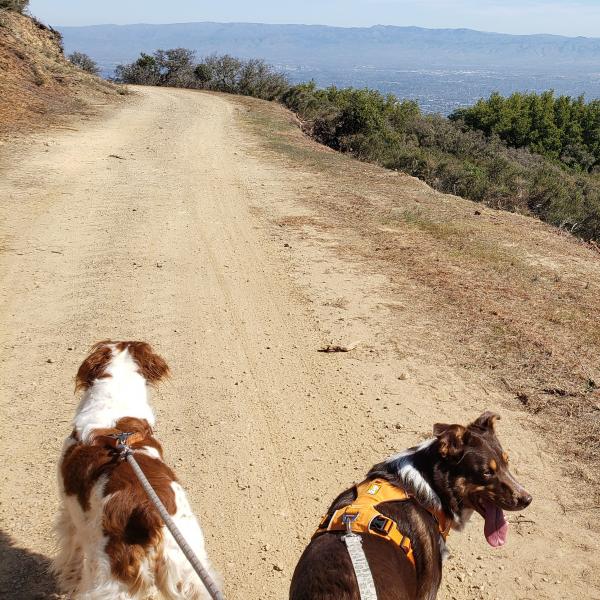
xmin=289 ymin=412 xmax=532 ymax=600
xmin=53 ymin=341 xmax=217 ymax=599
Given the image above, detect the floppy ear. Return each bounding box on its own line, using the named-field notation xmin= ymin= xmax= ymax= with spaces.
xmin=469 ymin=411 xmax=501 ymax=432
xmin=125 ymin=341 xmax=170 ymax=384
xmin=75 ymin=340 xmax=113 ymax=391
xmin=434 ymin=423 xmax=467 ymax=458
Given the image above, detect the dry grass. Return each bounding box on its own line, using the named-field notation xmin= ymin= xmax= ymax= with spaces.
xmin=235 ymin=95 xmax=600 ymax=495
xmin=0 ymin=11 xmax=123 ymax=136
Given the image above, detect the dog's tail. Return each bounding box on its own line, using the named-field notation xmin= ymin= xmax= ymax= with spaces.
xmin=154 ymin=483 xmax=217 ymax=599
xmin=101 ymin=500 xmax=165 ymax=593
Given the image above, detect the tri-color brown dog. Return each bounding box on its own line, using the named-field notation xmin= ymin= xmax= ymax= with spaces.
xmin=289 ymin=412 xmax=532 ymax=600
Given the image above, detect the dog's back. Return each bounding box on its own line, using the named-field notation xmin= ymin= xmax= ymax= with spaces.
xmin=54 ymin=341 xmax=214 ymax=600
xmin=290 ymin=487 xmax=440 ymax=600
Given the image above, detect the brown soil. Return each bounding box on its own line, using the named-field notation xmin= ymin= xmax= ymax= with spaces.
xmin=237 ymin=96 xmax=600 ymax=492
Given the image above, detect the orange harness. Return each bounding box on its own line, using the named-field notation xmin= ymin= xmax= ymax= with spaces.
xmin=313 ymin=478 xmax=451 ymax=568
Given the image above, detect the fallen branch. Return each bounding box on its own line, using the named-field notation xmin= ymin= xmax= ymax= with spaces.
xmin=318 ymin=341 xmax=360 ymax=353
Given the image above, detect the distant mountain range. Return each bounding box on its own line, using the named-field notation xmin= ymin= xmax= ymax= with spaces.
xmin=57 ymin=22 xmax=600 ymax=113
xmin=59 ymin=22 xmax=600 ymax=72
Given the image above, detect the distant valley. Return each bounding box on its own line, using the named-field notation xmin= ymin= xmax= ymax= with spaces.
xmin=58 ymin=22 xmax=600 ymax=113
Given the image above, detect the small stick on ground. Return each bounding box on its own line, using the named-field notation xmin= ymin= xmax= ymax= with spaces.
xmin=318 ymin=341 xmax=360 ymax=353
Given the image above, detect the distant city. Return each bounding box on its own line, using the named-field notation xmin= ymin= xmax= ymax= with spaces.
xmin=59 ymin=22 xmax=600 ymax=114
xmin=279 ymin=67 xmax=600 ymax=114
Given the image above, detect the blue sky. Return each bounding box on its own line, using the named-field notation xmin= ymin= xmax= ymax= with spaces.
xmin=28 ymin=0 xmax=600 ymax=37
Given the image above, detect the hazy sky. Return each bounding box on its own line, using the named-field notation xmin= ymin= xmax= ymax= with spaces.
xmin=28 ymin=0 xmax=600 ymax=37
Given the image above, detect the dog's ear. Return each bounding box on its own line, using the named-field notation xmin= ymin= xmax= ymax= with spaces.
xmin=434 ymin=423 xmax=468 ymax=458
xmin=469 ymin=411 xmax=501 ymax=433
xmin=124 ymin=341 xmax=170 ymax=384
xmin=75 ymin=340 xmax=113 ymax=391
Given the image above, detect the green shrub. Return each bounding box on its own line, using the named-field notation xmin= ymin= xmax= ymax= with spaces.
xmin=115 ymin=48 xmax=196 ymax=87
xmin=451 ymin=91 xmax=600 ymax=173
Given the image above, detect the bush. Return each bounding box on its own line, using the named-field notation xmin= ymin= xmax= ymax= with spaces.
xmin=115 ymin=48 xmax=196 ymax=87
xmin=115 ymin=50 xmax=289 ymax=101
xmin=115 ymin=53 xmax=161 ymax=86
xmin=68 ymin=52 xmax=99 ymax=76
xmin=451 ymin=91 xmax=600 ymax=173
xmin=281 ymin=83 xmax=600 ymax=241
xmin=0 ymin=0 xmax=28 ymax=12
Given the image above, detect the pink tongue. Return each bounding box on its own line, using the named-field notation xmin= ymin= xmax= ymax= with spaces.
xmin=483 ymin=502 xmax=508 ymax=547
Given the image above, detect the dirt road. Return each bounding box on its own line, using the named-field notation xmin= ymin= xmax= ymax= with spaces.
xmin=0 ymin=87 xmax=598 ymax=600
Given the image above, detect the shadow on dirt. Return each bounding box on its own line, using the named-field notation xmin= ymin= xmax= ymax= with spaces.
xmin=0 ymin=530 xmax=59 ymax=599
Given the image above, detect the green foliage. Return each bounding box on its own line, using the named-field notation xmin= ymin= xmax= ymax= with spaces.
xmin=0 ymin=0 xmax=28 ymax=12
xmin=115 ymin=50 xmax=288 ymax=101
xmin=68 ymin=51 xmax=99 ymax=76
xmin=450 ymin=91 xmax=600 ymax=173
xmin=282 ymin=83 xmax=600 ymax=241
xmin=282 ymin=85 xmax=420 ymax=151
xmin=193 ymin=63 xmax=213 ymax=85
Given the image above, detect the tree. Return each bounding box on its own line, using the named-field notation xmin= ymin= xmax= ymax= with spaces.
xmin=68 ymin=52 xmax=100 ymax=76
xmin=115 ymin=48 xmax=196 ymax=87
xmin=201 ymin=55 xmax=243 ymax=92
xmin=115 ymin=53 xmax=161 ymax=85
xmin=194 ymin=63 xmax=213 ymax=87
xmin=114 ymin=50 xmax=289 ymax=100
xmin=154 ymin=48 xmax=196 ymax=87
xmin=237 ymin=58 xmax=289 ymax=100
xmin=451 ymin=91 xmax=600 ymax=172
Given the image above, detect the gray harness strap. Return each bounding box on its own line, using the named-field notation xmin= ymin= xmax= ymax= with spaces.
xmin=342 ymin=533 xmax=378 ymax=600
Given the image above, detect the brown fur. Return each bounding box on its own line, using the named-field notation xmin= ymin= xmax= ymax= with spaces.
xmin=60 ymin=417 xmax=177 ymax=587
xmin=74 ymin=340 xmax=113 ymax=391
xmin=74 ymin=340 xmax=169 ymax=391
xmin=117 ymin=341 xmax=170 ymax=384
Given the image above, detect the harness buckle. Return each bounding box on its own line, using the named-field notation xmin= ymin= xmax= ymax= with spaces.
xmin=369 ymin=514 xmax=394 ymax=536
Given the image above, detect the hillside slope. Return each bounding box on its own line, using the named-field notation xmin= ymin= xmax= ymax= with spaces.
xmin=0 ymin=86 xmax=598 ymax=599
xmin=0 ymin=11 xmax=121 ymax=136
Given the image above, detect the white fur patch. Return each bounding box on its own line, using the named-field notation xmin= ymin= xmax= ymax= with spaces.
xmin=73 ymin=344 xmax=155 ymax=442
xmin=156 ymin=482 xmax=215 ymax=599
xmin=385 ymin=438 xmax=443 ymax=511
xmin=139 ymin=446 xmax=161 ymax=460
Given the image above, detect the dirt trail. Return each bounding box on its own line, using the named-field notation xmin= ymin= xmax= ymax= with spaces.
xmin=0 ymin=87 xmax=598 ymax=600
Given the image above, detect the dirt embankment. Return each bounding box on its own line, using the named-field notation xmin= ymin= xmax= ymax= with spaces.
xmin=0 ymin=10 xmax=122 ymax=136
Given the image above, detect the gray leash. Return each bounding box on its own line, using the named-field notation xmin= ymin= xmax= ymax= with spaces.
xmin=114 ymin=435 xmax=225 ymax=600
xmin=342 ymin=517 xmax=378 ymax=600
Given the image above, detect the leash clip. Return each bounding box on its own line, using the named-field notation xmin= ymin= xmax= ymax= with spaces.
xmin=342 ymin=512 xmax=359 ymax=536
xmin=109 ymin=431 xmax=134 ymax=459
